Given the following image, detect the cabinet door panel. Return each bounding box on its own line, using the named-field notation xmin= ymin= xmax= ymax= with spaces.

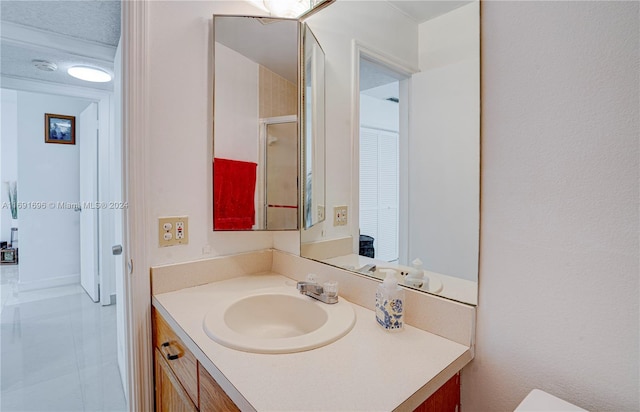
xmin=199 ymin=364 xmax=240 ymax=412
xmin=155 ymin=349 xmax=198 ymax=412
xmin=413 ymin=373 xmax=460 ymax=412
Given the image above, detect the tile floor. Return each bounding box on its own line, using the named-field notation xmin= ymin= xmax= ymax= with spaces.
xmin=0 ymin=265 xmax=127 ymax=412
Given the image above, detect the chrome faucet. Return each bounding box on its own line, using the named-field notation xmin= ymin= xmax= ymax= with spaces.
xmin=357 ymin=264 xmax=377 ymax=274
xmin=297 ymin=281 xmax=339 ymax=304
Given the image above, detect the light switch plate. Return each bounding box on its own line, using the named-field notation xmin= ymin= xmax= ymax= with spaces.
xmin=333 ymin=206 xmax=348 ymax=226
xmin=158 ymin=216 xmax=189 ymax=247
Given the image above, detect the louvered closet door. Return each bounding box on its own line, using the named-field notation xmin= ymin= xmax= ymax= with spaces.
xmin=360 ymin=128 xmax=378 ymax=255
xmin=359 ymin=127 xmax=399 ymax=262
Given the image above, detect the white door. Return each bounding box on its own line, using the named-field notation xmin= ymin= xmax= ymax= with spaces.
xmin=79 ymin=102 xmax=100 ymax=302
xmin=97 ymin=99 xmax=113 ymax=306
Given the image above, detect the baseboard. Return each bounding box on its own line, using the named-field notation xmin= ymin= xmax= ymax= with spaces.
xmin=18 ymin=273 xmax=81 ymax=292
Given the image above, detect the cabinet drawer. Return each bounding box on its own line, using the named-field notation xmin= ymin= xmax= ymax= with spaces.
xmin=153 ymin=308 xmax=199 ymax=408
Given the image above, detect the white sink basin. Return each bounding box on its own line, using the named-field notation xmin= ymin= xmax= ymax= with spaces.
xmin=203 ymin=288 xmax=356 ymax=354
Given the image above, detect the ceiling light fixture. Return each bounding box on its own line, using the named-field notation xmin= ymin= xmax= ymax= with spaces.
xmin=32 ymin=60 xmax=58 ymax=72
xmin=67 ymin=65 xmax=112 ymax=83
xmin=263 ymin=0 xmax=309 ymax=18
xmin=261 ymin=0 xmax=331 ymax=18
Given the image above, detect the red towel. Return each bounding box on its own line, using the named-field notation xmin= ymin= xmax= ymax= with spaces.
xmin=213 ymin=158 xmax=257 ymax=230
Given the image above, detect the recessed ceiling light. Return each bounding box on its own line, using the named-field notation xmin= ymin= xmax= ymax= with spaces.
xmin=67 ymin=66 xmax=112 ymax=83
xmin=32 ymin=60 xmax=58 ymax=72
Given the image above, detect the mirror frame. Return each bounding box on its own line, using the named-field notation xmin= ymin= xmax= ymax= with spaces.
xmin=212 ymin=15 xmax=301 ymax=231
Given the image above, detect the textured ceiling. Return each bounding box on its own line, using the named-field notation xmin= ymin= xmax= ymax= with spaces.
xmin=1 ymin=43 xmax=114 ymax=91
xmin=1 ymin=1 xmax=120 ymax=47
xmin=0 ymin=1 xmax=467 ymax=92
xmin=0 ymin=0 xmax=120 ymax=91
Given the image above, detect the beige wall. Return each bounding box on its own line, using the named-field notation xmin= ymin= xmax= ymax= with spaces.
xmin=259 ymin=66 xmax=296 ymax=119
xmin=463 ymin=2 xmax=639 ymax=411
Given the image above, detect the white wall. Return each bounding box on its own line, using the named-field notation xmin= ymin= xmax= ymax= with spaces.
xmin=463 ymin=2 xmax=639 ymax=411
xmin=408 ymin=2 xmax=479 ymax=281
xmin=147 ymin=1 xmax=280 ymax=266
xmin=1 ymin=89 xmax=18 ymax=243
xmin=16 ymin=91 xmax=91 ymax=288
xmin=214 ymin=42 xmax=259 ymax=163
xmin=302 ymin=0 xmax=418 ymax=245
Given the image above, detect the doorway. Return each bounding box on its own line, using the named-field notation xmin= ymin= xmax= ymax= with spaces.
xmin=1 ymin=1 xmax=130 ymax=410
xmin=0 ymin=86 xmax=126 ymax=410
xmin=358 ymin=55 xmax=411 ymax=264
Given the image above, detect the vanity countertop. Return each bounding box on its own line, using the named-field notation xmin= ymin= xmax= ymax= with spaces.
xmin=152 ymin=272 xmax=473 ymax=411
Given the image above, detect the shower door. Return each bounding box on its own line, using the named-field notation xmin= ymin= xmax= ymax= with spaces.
xmin=262 ymin=116 xmax=298 ymax=230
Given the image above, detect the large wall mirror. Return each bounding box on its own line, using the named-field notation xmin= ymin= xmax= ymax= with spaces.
xmin=299 ymin=1 xmax=480 ymax=305
xmin=213 ymin=16 xmax=300 ymax=231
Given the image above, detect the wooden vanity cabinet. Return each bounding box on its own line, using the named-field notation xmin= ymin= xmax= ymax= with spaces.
xmin=153 ymin=308 xmax=459 ymax=412
xmin=152 ymin=308 xmax=239 ymax=412
xmin=413 ymin=373 xmax=460 ymax=412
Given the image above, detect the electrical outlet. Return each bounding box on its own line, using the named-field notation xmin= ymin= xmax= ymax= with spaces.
xmin=333 ymin=206 xmax=348 ymax=226
xmin=176 ymin=221 xmax=185 ymax=239
xmin=318 ymin=205 xmax=325 ymax=221
xmin=158 ymin=216 xmax=189 ymax=247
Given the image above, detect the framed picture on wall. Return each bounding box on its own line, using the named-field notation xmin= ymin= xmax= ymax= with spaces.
xmin=1 ymin=248 xmax=18 ymax=264
xmin=45 ymin=113 xmax=76 ymax=145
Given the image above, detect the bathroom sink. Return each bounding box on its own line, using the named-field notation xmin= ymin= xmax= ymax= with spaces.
xmin=203 ymin=288 xmax=356 ymax=354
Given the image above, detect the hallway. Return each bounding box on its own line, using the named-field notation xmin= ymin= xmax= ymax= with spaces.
xmin=0 ymin=266 xmax=126 ymax=411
